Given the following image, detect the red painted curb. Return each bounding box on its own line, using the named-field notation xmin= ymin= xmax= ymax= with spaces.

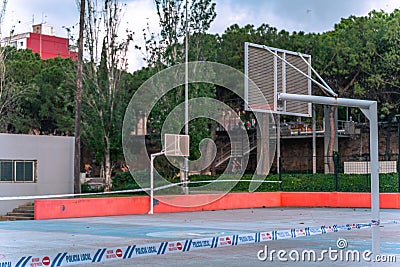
xmin=34 ymin=192 xmax=400 ymax=220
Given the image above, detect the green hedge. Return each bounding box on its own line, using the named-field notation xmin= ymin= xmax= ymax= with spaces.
xmin=107 ymin=172 xmax=399 ymax=193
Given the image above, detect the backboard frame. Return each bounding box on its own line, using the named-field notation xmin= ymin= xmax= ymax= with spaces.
xmin=164 ymin=134 xmax=190 ymax=157
xmin=244 ymin=42 xmax=312 ymax=117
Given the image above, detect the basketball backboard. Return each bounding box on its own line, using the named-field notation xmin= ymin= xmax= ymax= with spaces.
xmin=244 ymin=42 xmax=312 ymax=117
xmin=164 ymin=134 xmax=190 ymax=156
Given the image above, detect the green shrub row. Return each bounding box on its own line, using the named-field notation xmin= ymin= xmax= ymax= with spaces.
xmin=104 ymin=172 xmax=399 ymax=193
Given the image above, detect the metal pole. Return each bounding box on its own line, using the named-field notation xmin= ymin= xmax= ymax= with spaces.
xmin=183 ymin=0 xmax=189 ymax=195
xmin=298 ymin=53 xmax=337 ymax=97
xmin=149 ymin=154 xmax=154 ymax=215
xmin=397 ymin=117 xmax=400 ymax=193
xmin=278 ymin=156 xmax=282 ymax=191
xmin=333 ymin=153 xmax=338 ymax=191
xmin=369 ymin=102 xmax=380 ymax=255
xmin=312 ymin=104 xmax=317 ymax=174
xmin=278 ymin=93 xmax=374 ymax=109
xmin=278 ymin=93 xmax=380 ymax=255
xmin=149 ymin=151 xmax=165 ymax=214
xmin=277 ymin=114 xmax=281 ymax=175
xmin=263 ymin=46 xmax=333 ymax=96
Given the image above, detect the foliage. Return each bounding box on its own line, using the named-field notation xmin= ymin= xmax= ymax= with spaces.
xmin=110 ymin=172 xmax=399 ymax=193
xmin=213 ymin=11 xmax=400 ymax=119
xmin=142 ymin=0 xmax=217 ymax=165
xmin=31 ymin=57 xmax=76 ymax=134
xmin=82 ymin=0 xmax=133 ymax=191
xmin=312 ymin=10 xmax=400 ymax=119
xmin=1 ymin=48 xmax=75 ymax=134
xmin=2 ymin=2 xmax=400 ymax=185
xmin=111 ymin=171 xmax=143 ymax=191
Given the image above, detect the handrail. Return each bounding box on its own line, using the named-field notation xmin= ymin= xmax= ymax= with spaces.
xmin=214 ymin=131 xmax=258 ymax=168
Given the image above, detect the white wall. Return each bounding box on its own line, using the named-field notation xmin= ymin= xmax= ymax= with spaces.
xmin=0 ymin=134 xmax=74 ymax=215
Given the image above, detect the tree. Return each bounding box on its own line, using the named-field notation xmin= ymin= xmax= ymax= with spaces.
xmin=74 ymin=0 xmax=85 ymax=194
xmin=0 ymin=1 xmax=38 ymax=133
xmin=313 ymin=10 xmax=400 ymax=118
xmin=0 ymin=48 xmax=40 ymax=133
xmin=32 ymin=57 xmax=76 ymax=135
xmin=83 ymin=0 xmax=133 ymax=191
xmin=0 ymin=47 xmax=77 ymax=135
xmin=144 ymin=0 xmax=217 ymax=167
xmin=312 ymin=10 xmax=400 ymax=159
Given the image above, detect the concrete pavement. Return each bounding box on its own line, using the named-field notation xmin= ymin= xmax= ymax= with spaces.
xmin=0 ymin=208 xmax=399 ymax=266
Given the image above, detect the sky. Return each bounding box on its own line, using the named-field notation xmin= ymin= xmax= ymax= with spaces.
xmin=2 ymin=0 xmax=399 ymax=71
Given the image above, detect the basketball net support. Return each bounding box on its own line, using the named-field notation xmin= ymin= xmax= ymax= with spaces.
xmin=149 ymin=150 xmax=165 ymax=215
xmin=261 ymin=44 xmax=337 ymax=98
xmin=183 ymin=0 xmax=190 ymax=195
xmin=261 ymin=44 xmax=338 ymax=175
xmin=245 ymin=42 xmax=380 ymax=254
xmin=278 ymin=92 xmax=380 ymax=255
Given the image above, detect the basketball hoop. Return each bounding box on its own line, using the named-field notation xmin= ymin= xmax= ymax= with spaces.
xmin=149 ymin=134 xmax=190 ymax=214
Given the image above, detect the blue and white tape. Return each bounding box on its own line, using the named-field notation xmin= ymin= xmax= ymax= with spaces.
xmin=2 ymin=219 xmax=398 ymax=267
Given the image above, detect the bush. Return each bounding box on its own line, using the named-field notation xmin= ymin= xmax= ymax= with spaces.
xmin=186 ymin=173 xmax=399 ymax=192
xmin=110 ymin=172 xmax=399 ymax=193
xmin=111 ymin=171 xmax=141 ymax=191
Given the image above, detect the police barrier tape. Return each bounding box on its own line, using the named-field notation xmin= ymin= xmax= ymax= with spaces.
xmin=2 ymin=219 xmax=399 ymax=267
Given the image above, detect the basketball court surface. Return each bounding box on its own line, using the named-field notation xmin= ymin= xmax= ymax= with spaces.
xmin=1 ymin=207 xmax=399 ymax=266
xmin=0 ymin=43 xmax=397 ymax=267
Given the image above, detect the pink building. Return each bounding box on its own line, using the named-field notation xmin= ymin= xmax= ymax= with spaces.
xmin=3 ymin=24 xmax=77 ymax=60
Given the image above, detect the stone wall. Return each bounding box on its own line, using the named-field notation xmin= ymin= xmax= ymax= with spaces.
xmin=277 ymin=124 xmax=399 ymax=172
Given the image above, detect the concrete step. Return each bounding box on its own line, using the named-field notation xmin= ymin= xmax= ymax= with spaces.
xmin=6 ymin=212 xmax=34 ymax=217
xmin=16 ymin=203 xmax=34 ymax=208
xmin=12 ymin=209 xmax=34 ymax=214
xmin=88 ymin=178 xmax=105 ymax=184
xmin=14 ymin=206 xmax=34 ymax=212
xmin=1 ymin=215 xmax=34 ymax=221
xmin=82 ymin=177 xmax=105 ymax=191
xmin=82 ymin=177 xmax=104 ymax=183
xmin=1 ymin=202 xmax=34 ymax=221
xmin=88 ymin=183 xmax=104 ymax=187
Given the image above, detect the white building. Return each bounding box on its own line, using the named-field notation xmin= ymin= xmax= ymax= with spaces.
xmin=0 ymin=134 xmax=74 ymax=215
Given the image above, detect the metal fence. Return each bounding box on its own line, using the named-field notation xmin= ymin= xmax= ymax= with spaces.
xmin=279 ymin=154 xmax=399 ymax=173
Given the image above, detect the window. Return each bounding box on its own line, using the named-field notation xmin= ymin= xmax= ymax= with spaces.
xmin=0 ymin=161 xmax=13 ymax=181
xmin=0 ymin=160 xmax=36 ymax=182
xmin=16 ymin=161 xmax=34 ymax=182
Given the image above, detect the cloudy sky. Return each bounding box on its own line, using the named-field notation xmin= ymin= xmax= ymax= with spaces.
xmin=2 ymin=0 xmax=399 ymax=71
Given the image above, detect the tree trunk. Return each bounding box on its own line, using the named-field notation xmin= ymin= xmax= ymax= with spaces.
xmin=385 ymin=120 xmax=391 ymax=159
xmin=327 ymin=106 xmax=336 ymax=173
xmin=104 ymin=138 xmax=112 ymax=192
xmin=202 ymin=128 xmax=216 ymax=175
xmin=74 ymin=0 xmax=85 ymax=194
xmin=256 ymin=113 xmax=270 ymax=175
